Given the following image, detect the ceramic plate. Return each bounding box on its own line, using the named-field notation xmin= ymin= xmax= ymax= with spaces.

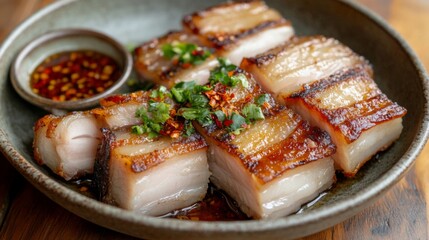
xmin=1 ymin=0 xmax=428 ymax=239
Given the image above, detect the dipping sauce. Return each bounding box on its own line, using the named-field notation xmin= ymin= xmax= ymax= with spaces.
xmin=30 ymin=50 xmax=121 ymax=101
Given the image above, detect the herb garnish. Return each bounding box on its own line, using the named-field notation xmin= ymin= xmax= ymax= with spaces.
xmin=255 ymin=94 xmax=270 ymax=106
xmin=172 ymin=81 xmax=214 ymax=127
xmin=132 ymin=59 xmax=266 ymax=139
xmin=209 ymin=58 xmax=249 ymax=88
xmin=242 ymin=104 xmax=265 ymax=121
xmin=131 ymin=87 xmax=174 ymax=138
xmin=162 ymin=41 xmax=212 ymax=66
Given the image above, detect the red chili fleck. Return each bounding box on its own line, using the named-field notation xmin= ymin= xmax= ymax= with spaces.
xmin=223 ymin=119 xmax=233 ymax=127
xmin=212 ymin=114 xmax=223 ymax=128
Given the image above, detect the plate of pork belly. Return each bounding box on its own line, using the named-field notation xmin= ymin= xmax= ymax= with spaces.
xmin=0 ymin=0 xmax=428 ymax=239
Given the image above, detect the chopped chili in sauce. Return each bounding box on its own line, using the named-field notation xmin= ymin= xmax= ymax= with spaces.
xmin=30 ymin=50 xmax=121 ymax=101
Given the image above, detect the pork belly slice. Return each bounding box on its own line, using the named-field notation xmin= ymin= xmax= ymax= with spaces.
xmin=241 ymin=36 xmax=372 ymax=101
xmin=196 ymin=108 xmax=335 ymax=218
xmin=285 ymin=67 xmax=407 ymax=176
xmin=134 ymin=31 xmax=217 ymax=88
xmin=183 ymin=0 xmax=294 ymax=65
xmin=33 ymin=112 xmax=102 ymax=180
xmin=94 ymin=128 xmax=210 ymax=216
xmin=192 ymin=69 xmax=335 ymax=218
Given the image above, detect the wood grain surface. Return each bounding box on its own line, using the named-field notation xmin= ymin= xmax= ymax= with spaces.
xmin=1 ymin=0 xmax=428 ymax=239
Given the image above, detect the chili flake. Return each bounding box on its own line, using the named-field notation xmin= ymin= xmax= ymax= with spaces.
xmin=30 ymin=50 xmax=121 ymax=101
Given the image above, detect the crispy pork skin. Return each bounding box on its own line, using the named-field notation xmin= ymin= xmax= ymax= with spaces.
xmin=183 ymin=1 xmax=294 ymax=65
xmin=33 ymin=112 xmax=102 ymax=180
xmin=285 ymin=67 xmax=407 ymax=176
xmin=94 ymin=128 xmax=210 ymax=216
xmin=193 ymin=70 xmax=336 ymax=218
xmin=241 ymin=36 xmax=372 ymax=101
xmin=134 ymin=31 xmax=217 ymax=88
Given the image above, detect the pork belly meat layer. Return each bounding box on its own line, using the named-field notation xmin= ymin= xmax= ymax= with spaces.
xmin=134 ymin=31 xmax=217 ymax=88
xmin=194 ymin=70 xmax=336 ymax=218
xmin=33 ymin=112 xmax=102 ymax=180
xmin=183 ymin=0 xmax=294 ymax=65
xmin=286 ymin=67 xmax=407 ymax=176
xmin=241 ymin=36 xmax=372 ymax=100
xmin=94 ymin=128 xmax=210 ymax=216
xmin=92 ymin=90 xmax=177 ymax=129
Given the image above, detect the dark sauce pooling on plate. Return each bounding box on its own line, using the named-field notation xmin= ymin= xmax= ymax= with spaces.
xmin=71 ymin=179 xmax=249 ymax=221
xmin=30 ymin=50 xmax=121 ymax=101
xmin=71 ymin=179 xmax=328 ymax=221
xmin=160 ymin=184 xmax=250 ymax=221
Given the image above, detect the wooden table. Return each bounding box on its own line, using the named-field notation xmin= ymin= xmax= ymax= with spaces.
xmin=1 ymin=0 xmax=428 ymax=239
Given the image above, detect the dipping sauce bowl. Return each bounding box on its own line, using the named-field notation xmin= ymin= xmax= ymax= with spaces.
xmin=10 ymin=28 xmax=132 ymax=113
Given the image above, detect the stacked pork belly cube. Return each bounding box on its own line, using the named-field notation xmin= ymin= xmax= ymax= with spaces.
xmin=33 ymin=0 xmax=406 ymax=219
xmin=241 ymin=36 xmax=407 ymax=176
xmin=34 ymin=90 xmax=210 ymax=216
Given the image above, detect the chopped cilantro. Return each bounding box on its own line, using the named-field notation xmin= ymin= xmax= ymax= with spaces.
xmin=230 ymin=73 xmax=249 ymax=89
xmin=214 ymin=110 xmax=226 ymax=122
xmin=228 ymin=112 xmax=247 ymax=134
xmin=178 ymin=107 xmax=210 ymax=120
xmin=148 ymin=102 xmax=171 ymax=123
xmin=171 ymin=81 xmax=211 ymax=107
xmin=255 ymin=94 xmax=270 ymax=106
xmin=242 ymin=104 xmax=265 ymax=121
xmin=183 ymin=120 xmax=195 ymax=137
xmin=209 ymin=58 xmax=249 ymax=88
xmin=162 ymin=41 xmax=211 ymax=65
xmin=132 ymin=93 xmax=172 ymax=138
xmin=178 ymin=107 xmax=213 ymax=127
xmin=189 ymin=94 xmax=209 ymax=108
xmin=150 ymin=86 xmax=170 ymax=99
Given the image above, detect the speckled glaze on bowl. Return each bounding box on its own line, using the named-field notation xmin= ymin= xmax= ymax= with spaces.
xmin=0 ymin=0 xmax=428 ymax=239
xmin=10 ymin=28 xmax=132 ymax=113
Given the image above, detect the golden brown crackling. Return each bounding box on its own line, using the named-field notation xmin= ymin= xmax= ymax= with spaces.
xmin=133 ymin=31 xmax=208 ymax=87
xmin=98 ymin=91 xmax=150 ymax=107
xmin=244 ymin=120 xmax=335 ymax=183
xmin=111 ymin=133 xmax=208 ymax=173
xmin=197 ymin=110 xmax=335 ymax=185
xmin=242 ymin=36 xmax=373 ymax=77
xmin=287 ymin=67 xmax=407 ymax=143
xmin=182 ymin=0 xmax=290 ymax=50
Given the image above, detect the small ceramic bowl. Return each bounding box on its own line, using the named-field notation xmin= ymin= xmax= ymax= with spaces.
xmin=10 ymin=28 xmax=132 ymax=114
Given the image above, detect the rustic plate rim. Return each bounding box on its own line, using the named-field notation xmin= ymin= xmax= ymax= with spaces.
xmin=1 ymin=0 xmax=428 ymax=238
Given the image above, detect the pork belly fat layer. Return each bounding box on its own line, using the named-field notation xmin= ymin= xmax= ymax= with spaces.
xmin=33 ymin=112 xmax=102 ymax=180
xmin=208 ymin=144 xmax=334 ymax=218
xmin=94 ymin=129 xmax=210 ymax=216
xmin=286 ymin=68 xmax=407 ymax=175
xmin=241 ymin=36 xmax=372 ymax=99
xmin=134 ymin=31 xmax=217 ymax=87
xmin=183 ymin=0 xmax=294 ymax=65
